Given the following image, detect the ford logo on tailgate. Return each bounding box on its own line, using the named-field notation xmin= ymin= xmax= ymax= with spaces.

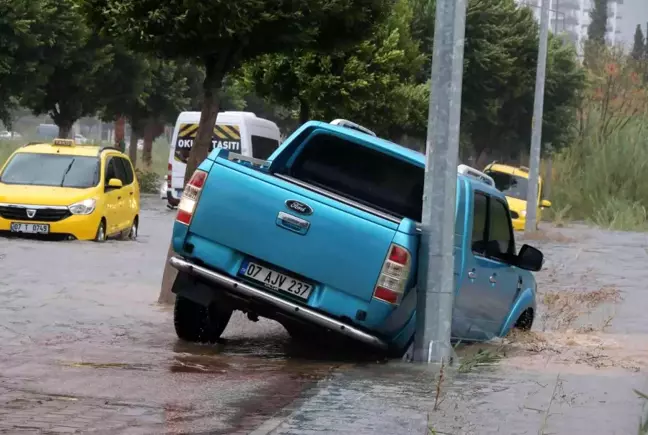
xmin=285 ymin=200 xmax=313 ymax=215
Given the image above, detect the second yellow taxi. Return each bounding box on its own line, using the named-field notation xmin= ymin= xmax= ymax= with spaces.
xmin=483 ymin=162 xmax=552 ymax=231
xmin=0 ymin=138 xmax=140 ymax=241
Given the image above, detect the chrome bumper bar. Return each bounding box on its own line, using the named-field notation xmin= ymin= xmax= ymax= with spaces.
xmin=169 ymin=257 xmax=388 ymax=350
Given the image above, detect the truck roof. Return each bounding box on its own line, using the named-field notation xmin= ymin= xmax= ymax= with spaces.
xmin=299 ymin=121 xmax=504 ymax=198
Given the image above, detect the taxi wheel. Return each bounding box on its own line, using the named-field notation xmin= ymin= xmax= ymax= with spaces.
xmin=94 ymin=219 xmax=107 ymax=243
xmin=174 ymin=296 xmax=233 ymax=344
xmin=121 ymin=217 xmax=138 ymax=241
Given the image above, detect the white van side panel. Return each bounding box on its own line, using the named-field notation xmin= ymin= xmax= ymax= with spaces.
xmin=167 ymin=112 xmax=281 ymax=196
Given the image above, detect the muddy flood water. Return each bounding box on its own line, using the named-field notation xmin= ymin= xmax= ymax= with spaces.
xmin=1 ymin=196 xmax=647 ymax=434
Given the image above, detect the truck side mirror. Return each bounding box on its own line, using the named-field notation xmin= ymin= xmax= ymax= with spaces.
xmin=517 ymin=244 xmax=544 ymax=271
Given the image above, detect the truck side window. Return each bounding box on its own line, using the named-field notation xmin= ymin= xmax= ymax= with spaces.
xmin=488 ymin=198 xmax=515 ymax=259
xmin=471 ymin=192 xmax=488 ymax=255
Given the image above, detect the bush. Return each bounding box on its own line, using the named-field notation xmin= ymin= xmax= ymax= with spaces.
xmin=549 ymin=118 xmax=648 ymax=231
xmin=135 ymin=168 xmax=161 ymax=194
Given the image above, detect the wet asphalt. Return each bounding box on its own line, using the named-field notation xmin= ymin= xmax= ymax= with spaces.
xmin=0 ymin=197 xmax=647 ymax=434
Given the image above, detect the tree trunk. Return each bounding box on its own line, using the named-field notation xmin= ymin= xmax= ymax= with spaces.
xmin=115 ymin=117 xmax=126 ymax=151
xmin=159 ymin=58 xmax=225 ymax=306
xmin=142 ymin=120 xmax=155 ymax=168
xmin=299 ymin=99 xmax=310 ymax=125
xmin=58 ymin=122 xmax=73 ymax=139
xmin=129 ymin=132 xmax=139 ymax=167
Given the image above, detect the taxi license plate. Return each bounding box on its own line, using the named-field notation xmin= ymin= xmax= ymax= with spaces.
xmin=10 ymin=222 xmax=50 ymax=234
xmin=240 ymin=261 xmax=313 ymax=300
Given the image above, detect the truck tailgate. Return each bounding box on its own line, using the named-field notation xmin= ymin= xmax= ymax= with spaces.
xmin=187 ymin=160 xmax=399 ymax=303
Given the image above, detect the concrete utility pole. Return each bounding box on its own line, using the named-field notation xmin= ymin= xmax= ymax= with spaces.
xmin=413 ymin=0 xmax=467 ymax=363
xmin=525 ymin=0 xmax=550 ymax=233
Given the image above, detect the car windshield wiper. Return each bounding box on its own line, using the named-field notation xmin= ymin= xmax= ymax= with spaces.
xmin=60 ymin=159 xmax=76 ymax=187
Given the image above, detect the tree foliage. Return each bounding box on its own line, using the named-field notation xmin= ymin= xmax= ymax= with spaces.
xmin=0 ymin=0 xmax=46 ymax=127
xmin=242 ymin=0 xmax=428 ymax=139
xmin=20 ymin=0 xmax=115 ymax=138
xmin=81 ymin=0 xmax=392 ymax=182
xmin=632 ymin=24 xmax=645 ymax=60
xmin=587 ymin=0 xmax=608 ymax=45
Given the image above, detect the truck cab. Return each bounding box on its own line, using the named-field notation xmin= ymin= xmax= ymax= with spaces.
xmin=168 ymin=120 xmax=543 ymax=355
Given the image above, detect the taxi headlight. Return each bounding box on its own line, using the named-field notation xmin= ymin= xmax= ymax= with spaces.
xmin=520 ymin=209 xmax=527 ymax=217
xmin=69 ymin=198 xmax=96 ymax=215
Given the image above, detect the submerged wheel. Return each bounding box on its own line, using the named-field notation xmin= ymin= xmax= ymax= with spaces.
xmin=94 ymin=219 xmax=107 ymax=243
xmin=174 ymin=296 xmax=233 ymax=344
xmin=514 ymin=309 xmax=534 ymax=331
xmin=122 ymin=217 xmax=138 ymax=241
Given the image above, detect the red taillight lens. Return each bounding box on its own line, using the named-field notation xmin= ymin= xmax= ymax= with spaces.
xmin=167 ymin=163 xmax=172 ymax=188
xmin=374 ymin=287 xmax=399 ymax=304
xmin=373 ymin=244 xmax=412 ymax=305
xmin=187 ymin=170 xmax=207 ymax=188
xmin=389 ymin=245 xmax=409 ymax=265
xmin=176 ymin=169 xmax=207 ymax=226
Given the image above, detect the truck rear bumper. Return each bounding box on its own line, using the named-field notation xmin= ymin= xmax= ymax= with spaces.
xmin=169 ymin=256 xmax=389 ymax=350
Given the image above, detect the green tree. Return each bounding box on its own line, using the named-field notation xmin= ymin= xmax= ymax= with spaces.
xmin=631 ymin=24 xmax=645 ymax=60
xmin=588 ymin=0 xmax=608 ymax=45
xmin=401 ymin=0 xmax=584 ymax=161
xmin=82 ymin=0 xmax=391 ymax=183
xmin=0 ymin=0 xmax=45 ymax=127
xmin=242 ymin=0 xmax=427 ymax=139
xmin=21 ymin=0 xmax=114 ymax=138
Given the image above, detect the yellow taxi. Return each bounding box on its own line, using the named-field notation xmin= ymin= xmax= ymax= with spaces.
xmin=483 ymin=162 xmax=552 ymax=231
xmin=0 ymin=139 xmax=140 ymax=241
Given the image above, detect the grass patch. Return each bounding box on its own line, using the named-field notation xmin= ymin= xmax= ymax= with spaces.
xmin=548 ymin=117 xmax=648 ymax=231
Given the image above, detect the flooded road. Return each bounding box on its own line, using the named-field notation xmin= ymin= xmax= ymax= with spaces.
xmin=0 ymin=197 xmax=368 ymax=434
xmin=1 ymin=199 xmax=647 ymax=434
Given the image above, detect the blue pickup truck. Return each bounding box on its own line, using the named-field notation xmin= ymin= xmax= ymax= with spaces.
xmin=168 ymin=120 xmax=544 ymax=356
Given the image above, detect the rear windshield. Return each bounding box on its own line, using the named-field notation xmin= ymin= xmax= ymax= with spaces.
xmin=0 ymin=153 xmax=100 ymax=188
xmin=286 ymin=133 xmax=423 ymax=221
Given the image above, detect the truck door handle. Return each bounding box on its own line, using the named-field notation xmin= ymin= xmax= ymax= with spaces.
xmin=129 ymin=192 xmax=133 ymax=195
xmin=489 ymin=274 xmax=497 ymax=284
xmin=468 ymin=270 xmax=477 ymax=279
xmin=117 ymin=196 xmax=121 ymax=200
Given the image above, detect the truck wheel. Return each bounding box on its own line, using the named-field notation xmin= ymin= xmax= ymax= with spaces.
xmin=283 ymin=322 xmax=312 ymax=342
xmin=514 ymin=309 xmax=534 ymax=331
xmin=174 ymin=296 xmax=233 ymax=343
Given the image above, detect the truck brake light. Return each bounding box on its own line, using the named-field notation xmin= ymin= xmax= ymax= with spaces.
xmin=176 ymin=170 xmax=207 ymax=225
xmin=167 ymin=163 xmax=172 ymax=188
xmin=373 ymin=244 xmax=412 ymax=305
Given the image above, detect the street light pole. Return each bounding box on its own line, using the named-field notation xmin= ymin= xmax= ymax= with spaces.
xmin=524 ymin=0 xmax=550 ymax=233
xmin=413 ymin=0 xmax=467 ymax=363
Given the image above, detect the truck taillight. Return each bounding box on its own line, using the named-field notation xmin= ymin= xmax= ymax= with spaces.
xmin=373 ymin=244 xmax=411 ymax=305
xmin=167 ymin=163 xmax=172 ymax=188
xmin=176 ymin=170 xmax=207 ymax=225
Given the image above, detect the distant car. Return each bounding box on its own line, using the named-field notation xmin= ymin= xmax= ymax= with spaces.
xmin=0 ymin=131 xmax=22 ymax=139
xmin=74 ymin=134 xmax=88 ymax=144
xmin=483 ymin=162 xmax=552 ymax=231
xmin=0 ymin=138 xmax=140 ymax=241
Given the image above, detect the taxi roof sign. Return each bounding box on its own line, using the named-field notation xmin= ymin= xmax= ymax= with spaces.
xmin=53 ymin=138 xmax=75 ymax=146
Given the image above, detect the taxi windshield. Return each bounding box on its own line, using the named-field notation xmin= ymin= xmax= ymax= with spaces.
xmin=0 ymin=153 xmax=100 ymax=188
xmin=485 ymin=170 xmax=528 ymax=201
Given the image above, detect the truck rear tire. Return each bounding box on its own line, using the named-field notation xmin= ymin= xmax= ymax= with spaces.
xmin=174 ymin=296 xmax=233 ymax=343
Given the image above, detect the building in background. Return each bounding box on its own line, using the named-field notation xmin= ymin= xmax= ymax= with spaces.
xmin=516 ymin=0 xmax=624 ymax=57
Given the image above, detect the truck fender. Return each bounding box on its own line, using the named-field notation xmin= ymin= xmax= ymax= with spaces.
xmin=498 ymin=287 xmax=536 ymax=337
xmin=377 ymin=286 xmax=417 ymax=337
xmin=171 ymin=270 xmax=219 ymax=307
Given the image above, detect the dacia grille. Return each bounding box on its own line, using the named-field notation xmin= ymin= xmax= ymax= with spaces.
xmin=0 ymin=205 xmax=71 ymax=222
